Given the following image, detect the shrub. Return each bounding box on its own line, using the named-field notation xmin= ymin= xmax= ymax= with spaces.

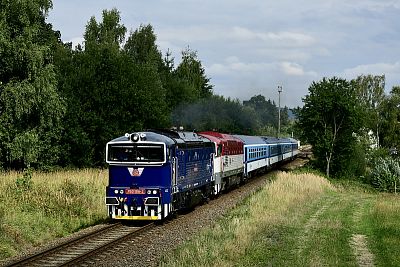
xmin=370 ymin=157 xmax=400 ymax=192
xmin=15 ymin=169 xmax=33 ymax=192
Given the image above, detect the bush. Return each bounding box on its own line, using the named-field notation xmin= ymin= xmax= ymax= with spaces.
xmin=15 ymin=169 xmax=33 ymax=192
xmin=336 ymin=142 xmax=367 ymax=179
xmin=370 ymin=157 xmax=400 ymax=192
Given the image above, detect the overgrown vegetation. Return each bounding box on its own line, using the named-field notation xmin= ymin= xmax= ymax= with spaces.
xmin=160 ymin=172 xmax=335 ymax=266
xmin=370 ymin=157 xmax=400 ymax=192
xmin=295 ymin=75 xmax=400 ymax=189
xmin=160 ymin=172 xmax=400 ymax=266
xmin=0 ymin=169 xmax=108 ymax=260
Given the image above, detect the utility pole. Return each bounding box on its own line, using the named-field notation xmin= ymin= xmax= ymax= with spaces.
xmin=278 ymin=85 xmax=282 ymax=138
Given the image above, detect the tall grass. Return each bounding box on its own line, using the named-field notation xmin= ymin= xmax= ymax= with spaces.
xmin=0 ymin=169 xmax=108 ymax=260
xmin=365 ymin=193 xmax=400 ymax=266
xmin=160 ymin=172 xmax=335 ymax=266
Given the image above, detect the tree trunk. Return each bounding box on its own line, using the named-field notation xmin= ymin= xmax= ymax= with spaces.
xmin=326 ymin=151 xmax=332 ymax=178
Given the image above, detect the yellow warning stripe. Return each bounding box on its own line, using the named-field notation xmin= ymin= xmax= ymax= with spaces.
xmin=114 ymin=215 xmax=159 ymax=220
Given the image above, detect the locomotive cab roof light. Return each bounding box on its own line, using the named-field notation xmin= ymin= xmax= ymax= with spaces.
xmin=131 ymin=133 xmax=140 ymax=142
xmin=125 ymin=132 xmax=147 ymax=142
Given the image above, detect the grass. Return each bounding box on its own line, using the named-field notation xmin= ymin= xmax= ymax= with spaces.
xmin=2 ymin=168 xmax=400 ymax=266
xmin=160 ymin=172 xmax=400 ymax=267
xmin=365 ymin=193 xmax=400 ymax=266
xmin=160 ymin=172 xmax=336 ymax=266
xmin=0 ymin=169 xmax=108 ymax=260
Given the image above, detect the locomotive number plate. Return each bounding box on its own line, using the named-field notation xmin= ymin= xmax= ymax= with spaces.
xmin=125 ymin=189 xmax=145 ymax=194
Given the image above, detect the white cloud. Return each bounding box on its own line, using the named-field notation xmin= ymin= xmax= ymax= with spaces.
xmin=158 ymin=26 xmax=316 ymax=49
xmin=341 ymin=62 xmax=400 ymax=91
xmin=227 ymin=27 xmax=316 ymax=47
xmin=67 ymin=37 xmax=84 ymax=48
xmin=207 ymin=60 xmax=275 ymax=75
xmin=207 ymin=58 xmax=317 ymax=82
xmin=282 ymin=62 xmax=317 ymax=77
xmin=47 ymin=0 xmax=400 ymax=107
xmin=343 ymin=62 xmax=400 ymax=78
xmin=157 ymin=26 xmax=224 ymax=43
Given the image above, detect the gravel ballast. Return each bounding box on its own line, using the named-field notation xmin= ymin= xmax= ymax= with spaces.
xmin=82 ymin=170 xmax=281 ymax=267
xmin=2 ymin=158 xmax=306 ymax=267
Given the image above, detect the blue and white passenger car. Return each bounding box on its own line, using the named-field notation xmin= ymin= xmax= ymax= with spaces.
xmin=105 ymin=130 xmax=214 ymax=220
xmin=233 ymin=135 xmax=269 ymax=178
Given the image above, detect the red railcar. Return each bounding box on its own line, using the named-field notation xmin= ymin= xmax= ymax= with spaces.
xmin=198 ymin=132 xmax=244 ymax=194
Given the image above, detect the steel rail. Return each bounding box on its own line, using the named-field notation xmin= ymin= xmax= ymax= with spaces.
xmin=5 ymin=222 xmax=154 ymax=267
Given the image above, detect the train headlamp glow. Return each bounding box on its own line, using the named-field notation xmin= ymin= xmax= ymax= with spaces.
xmin=147 ymin=190 xmax=152 ymax=194
xmin=152 ymin=190 xmax=157 ymax=194
xmin=119 ymin=189 xmax=124 ymax=194
xmin=131 ymin=134 xmax=139 ymax=142
xmin=114 ymin=189 xmax=119 ymax=194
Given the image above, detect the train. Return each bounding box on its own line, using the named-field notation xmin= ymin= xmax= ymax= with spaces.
xmin=105 ymin=129 xmax=299 ymax=220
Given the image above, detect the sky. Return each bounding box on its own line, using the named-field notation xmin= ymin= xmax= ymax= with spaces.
xmin=47 ymin=0 xmax=400 ymax=107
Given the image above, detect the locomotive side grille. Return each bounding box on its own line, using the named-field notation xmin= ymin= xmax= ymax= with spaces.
xmin=105 ymin=197 xmax=119 ymax=205
xmin=144 ymin=197 xmax=159 ymax=206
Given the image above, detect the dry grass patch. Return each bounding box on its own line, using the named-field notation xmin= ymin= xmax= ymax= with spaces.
xmin=0 ymin=169 xmax=108 ymax=260
xmin=160 ymin=172 xmax=335 ymax=266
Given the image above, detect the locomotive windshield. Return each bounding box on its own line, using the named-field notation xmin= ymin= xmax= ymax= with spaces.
xmin=107 ymin=143 xmax=165 ymax=164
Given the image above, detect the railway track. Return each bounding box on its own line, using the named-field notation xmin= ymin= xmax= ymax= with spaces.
xmin=5 ymin=222 xmax=154 ymax=267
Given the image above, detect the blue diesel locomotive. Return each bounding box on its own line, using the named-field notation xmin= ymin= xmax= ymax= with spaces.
xmin=105 ymin=129 xmax=299 ymax=221
xmin=105 ymin=129 xmax=214 ymax=220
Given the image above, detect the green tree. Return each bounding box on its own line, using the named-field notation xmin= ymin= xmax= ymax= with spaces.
xmin=243 ymin=94 xmax=289 ymax=136
xmin=124 ymin=24 xmax=162 ymax=65
xmin=175 ymin=48 xmax=213 ymax=101
xmin=244 ymin=95 xmax=277 ymax=126
xmin=0 ymin=0 xmax=65 ymax=169
xmin=56 ymin=9 xmax=129 ymax=166
xmin=56 ymin=11 xmax=172 ymax=166
xmin=354 ymin=74 xmax=385 ymax=147
xmin=124 ymin=24 xmax=169 ymax=128
xmin=380 ymin=86 xmax=400 ymax=151
xmin=243 ymin=95 xmax=291 ymax=137
xmin=172 ymin=95 xmax=260 ymax=134
xmin=296 ymin=77 xmax=364 ymax=177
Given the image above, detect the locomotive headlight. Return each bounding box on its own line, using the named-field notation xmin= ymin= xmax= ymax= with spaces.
xmin=119 ymin=189 xmax=124 ymax=194
xmin=131 ymin=133 xmax=139 ymax=142
xmin=114 ymin=189 xmax=119 ymax=194
xmin=147 ymin=190 xmax=152 ymax=194
xmin=152 ymin=190 xmax=157 ymax=195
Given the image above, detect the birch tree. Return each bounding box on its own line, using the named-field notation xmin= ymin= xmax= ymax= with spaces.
xmin=354 ymin=74 xmax=385 ymax=148
xmin=296 ymin=77 xmax=363 ymax=177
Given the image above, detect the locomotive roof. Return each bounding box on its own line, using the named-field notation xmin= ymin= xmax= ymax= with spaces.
xmin=110 ymin=131 xmax=176 ymax=146
xmin=109 ymin=129 xmax=212 ymax=146
xmin=149 ymin=129 xmax=212 ymax=144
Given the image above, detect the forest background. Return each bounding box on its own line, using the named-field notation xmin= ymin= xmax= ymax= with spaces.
xmin=0 ymin=3 xmax=292 ymax=170
xmin=0 ymin=1 xmax=399 ymax=185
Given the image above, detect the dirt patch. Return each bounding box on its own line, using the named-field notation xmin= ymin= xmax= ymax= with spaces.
xmin=350 ymin=234 xmax=375 ymax=267
xmin=296 ymin=197 xmax=333 ymax=258
xmin=280 ymin=157 xmax=309 ymax=171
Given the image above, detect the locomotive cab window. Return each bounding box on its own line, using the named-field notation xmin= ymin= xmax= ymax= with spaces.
xmin=107 ymin=143 xmax=165 ymax=163
xmin=217 ymin=145 xmax=222 ymax=157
